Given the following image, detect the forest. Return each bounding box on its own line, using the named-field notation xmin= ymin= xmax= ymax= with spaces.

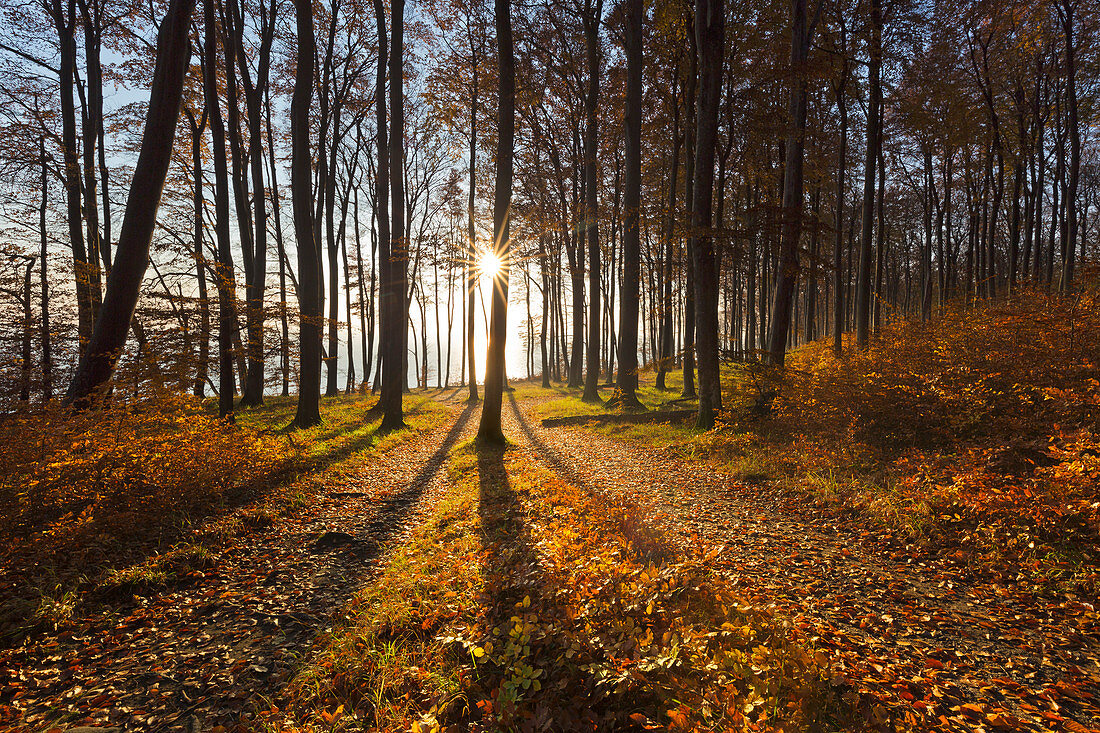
xmin=0 ymin=0 xmax=1098 ymax=729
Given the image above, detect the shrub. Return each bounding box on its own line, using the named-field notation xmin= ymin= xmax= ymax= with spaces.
xmin=775 ymin=288 xmax=1100 ymax=456
xmin=717 ymin=287 xmax=1100 ymax=578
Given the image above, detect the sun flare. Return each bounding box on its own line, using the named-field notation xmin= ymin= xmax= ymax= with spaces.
xmin=478 ymin=248 xmax=505 ymax=280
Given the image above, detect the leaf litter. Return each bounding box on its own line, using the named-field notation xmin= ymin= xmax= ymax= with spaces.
xmin=510 ymin=393 xmax=1100 ymax=732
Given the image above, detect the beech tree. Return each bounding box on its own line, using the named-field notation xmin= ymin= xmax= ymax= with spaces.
xmin=379 ymin=0 xmax=407 ymax=432
xmin=613 ymin=0 xmax=642 ymax=409
xmin=580 ymin=0 xmax=604 ymax=403
xmin=690 ymin=0 xmax=723 ymax=429
xmin=290 ymin=0 xmax=321 ymax=428
xmin=765 ymin=0 xmax=822 ymax=366
xmin=477 ymin=0 xmax=514 ymax=443
xmin=855 ymin=0 xmax=882 ymax=348
xmin=63 ymin=0 xmax=196 ymax=405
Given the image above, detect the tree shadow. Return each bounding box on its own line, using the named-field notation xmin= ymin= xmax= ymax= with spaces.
xmin=506 ymin=392 xmax=671 ymax=563
xmin=472 ymin=439 xmax=597 ymax=729
xmin=475 ymin=441 xmax=545 ymax=621
xmin=7 ymin=402 xmax=481 ymax=730
xmin=468 ymin=401 xmax=671 ymax=729
xmin=168 ymin=401 xmax=478 ymax=729
xmin=350 ymin=401 xmax=477 ymax=551
xmin=506 ymin=392 xmax=591 ymax=497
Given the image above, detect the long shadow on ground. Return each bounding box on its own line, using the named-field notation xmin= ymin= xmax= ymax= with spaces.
xmin=476 ymin=442 xmax=544 ymax=619
xmin=2 ymin=403 xmax=477 ymax=732
xmin=349 ymin=402 xmax=478 ymax=551
xmin=474 ymin=440 xmax=600 ymax=730
xmin=506 ymin=393 xmax=592 ymax=493
xmin=506 ymin=393 xmax=670 ymax=564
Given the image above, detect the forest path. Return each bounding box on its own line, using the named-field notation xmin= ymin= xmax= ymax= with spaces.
xmin=502 ymin=391 xmax=1100 ymax=731
xmin=3 ymin=400 xmax=476 ymax=733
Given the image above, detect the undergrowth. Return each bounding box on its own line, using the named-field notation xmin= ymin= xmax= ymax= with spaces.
xmin=0 ymin=391 xmax=445 ymax=644
xmin=756 ymin=289 xmax=1100 ymax=584
xmin=556 ymin=288 xmax=1100 ymax=591
xmin=281 ymin=439 xmax=839 ymax=732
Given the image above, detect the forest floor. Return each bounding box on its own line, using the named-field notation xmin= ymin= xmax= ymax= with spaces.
xmin=512 ymin=386 xmax=1100 ymax=732
xmin=3 ymin=295 xmax=1100 ymax=733
xmin=0 ymin=394 xmax=473 ymax=732
xmin=6 ymin=382 xmax=1093 ymax=731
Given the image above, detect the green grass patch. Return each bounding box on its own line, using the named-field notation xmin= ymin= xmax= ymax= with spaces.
xmin=235 ymin=393 xmax=446 ymax=466
xmin=523 ymin=363 xmax=753 ymax=422
xmin=96 ymin=541 xmax=216 ymax=598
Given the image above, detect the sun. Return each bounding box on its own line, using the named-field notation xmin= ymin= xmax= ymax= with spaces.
xmin=478 ymin=248 xmax=505 ymax=280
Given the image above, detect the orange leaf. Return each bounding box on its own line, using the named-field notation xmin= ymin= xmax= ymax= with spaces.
xmin=667 ymin=708 xmax=690 ymax=729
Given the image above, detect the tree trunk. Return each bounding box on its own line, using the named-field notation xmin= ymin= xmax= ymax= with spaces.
xmin=62 ymin=0 xmax=195 ymax=405
xmin=682 ymin=16 xmax=697 ymax=398
xmin=380 ymin=0 xmax=406 ymax=431
xmin=805 ymin=187 xmax=819 ymax=343
xmin=202 ymin=0 xmax=240 ymax=418
xmin=434 ymin=244 xmax=442 ymax=388
xmin=1060 ymin=0 xmax=1079 ymax=289
xmin=75 ymin=0 xmax=113 ymax=280
xmin=20 ymin=257 xmax=35 ymax=402
xmin=691 ymin=0 xmax=723 ymax=428
xmin=265 ymin=85 xmax=291 ymax=397
xmin=581 ymin=0 xmax=603 ymax=403
xmin=921 ymin=147 xmax=933 ymax=319
xmin=874 ymin=146 xmax=886 ymax=328
xmin=615 ymin=0 xmax=643 ymax=409
xmin=325 ymin=103 xmax=343 ymax=396
xmin=766 ymin=0 xmax=816 ymax=365
xmin=370 ymin=0 xmax=390 ymax=403
xmin=39 ymin=138 xmax=52 ymax=400
xmin=855 ymin=0 xmax=880 ymax=348
xmin=237 ymin=0 xmax=275 ymax=407
xmin=446 ymin=228 xmax=455 ymax=387
xmin=477 ymin=0 xmax=513 ymax=443
xmin=76 ymin=0 xmax=108 ymax=279
xmin=568 ymin=246 xmax=585 ymax=388
xmin=188 ymin=110 xmax=210 ymax=398
xmin=50 ymin=0 xmax=99 ymax=353
xmin=369 ymin=0 xmax=387 ymax=400
xmin=656 ymin=73 xmax=679 ymax=390
xmin=342 ymin=183 xmax=356 ymax=393
xmin=354 ymin=170 xmax=370 ymax=388
xmin=540 ymin=235 xmax=550 ymax=387
xmin=467 ymin=41 xmax=480 ymax=403
xmin=221 ymin=1 xmax=256 ymax=395
xmin=290 ymin=0 xmax=321 ymax=427
xmin=368 ymin=200 xmax=378 ymax=387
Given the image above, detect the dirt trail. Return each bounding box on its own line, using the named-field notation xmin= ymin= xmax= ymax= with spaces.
xmin=1 ymin=402 xmax=476 ymax=733
xmin=502 ymin=392 xmax=1100 ymax=731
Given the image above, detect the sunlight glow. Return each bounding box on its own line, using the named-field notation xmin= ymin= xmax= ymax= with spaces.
xmin=478 ymin=248 xmax=505 ymax=281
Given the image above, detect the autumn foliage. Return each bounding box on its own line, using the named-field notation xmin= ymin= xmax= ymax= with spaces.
xmin=0 ymin=393 xmax=294 ymax=639
xmin=779 ymin=287 xmax=1100 ymax=451
xmin=725 ymin=283 xmax=1100 ymax=586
